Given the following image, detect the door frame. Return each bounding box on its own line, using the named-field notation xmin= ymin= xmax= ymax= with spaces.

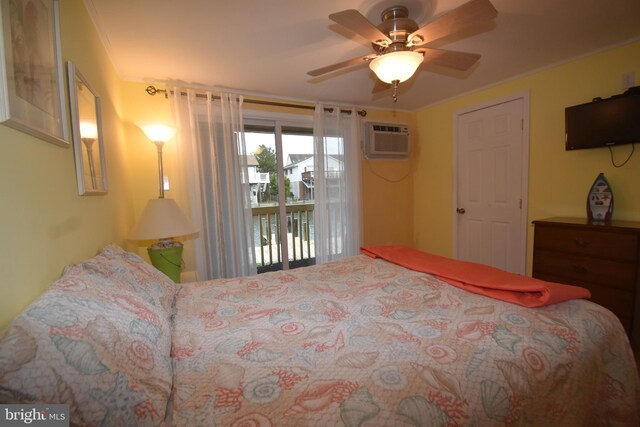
xmin=452 ymin=90 xmax=531 ymax=274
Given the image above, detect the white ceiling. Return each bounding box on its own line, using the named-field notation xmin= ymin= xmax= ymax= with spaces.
xmin=84 ymin=0 xmax=640 ymax=111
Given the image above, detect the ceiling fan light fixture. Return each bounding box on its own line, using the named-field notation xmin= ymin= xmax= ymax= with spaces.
xmin=369 ymin=51 xmax=423 ymax=84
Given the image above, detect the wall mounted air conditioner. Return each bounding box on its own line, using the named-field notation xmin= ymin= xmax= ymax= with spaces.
xmin=363 ymin=122 xmax=410 ymax=159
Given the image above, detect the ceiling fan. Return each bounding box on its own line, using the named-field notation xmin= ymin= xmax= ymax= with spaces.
xmin=308 ymin=0 xmax=498 ymax=101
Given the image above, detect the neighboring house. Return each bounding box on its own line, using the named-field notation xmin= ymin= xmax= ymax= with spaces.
xmin=247 ymin=154 xmax=269 ymax=204
xmin=284 ymin=154 xmax=344 ymax=200
xmin=284 ymin=154 xmax=314 ymax=200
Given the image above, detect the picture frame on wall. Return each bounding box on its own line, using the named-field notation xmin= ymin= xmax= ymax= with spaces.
xmin=0 ymin=0 xmax=69 ymax=146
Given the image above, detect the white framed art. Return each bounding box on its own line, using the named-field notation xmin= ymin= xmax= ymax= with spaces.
xmin=0 ymin=0 xmax=69 ymax=146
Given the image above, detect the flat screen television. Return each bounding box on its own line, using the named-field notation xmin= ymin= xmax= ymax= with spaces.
xmin=565 ymin=87 xmax=640 ymax=150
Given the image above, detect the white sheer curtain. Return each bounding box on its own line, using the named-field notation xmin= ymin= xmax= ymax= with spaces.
xmin=313 ymin=104 xmax=362 ymax=263
xmin=170 ymin=88 xmax=256 ymax=280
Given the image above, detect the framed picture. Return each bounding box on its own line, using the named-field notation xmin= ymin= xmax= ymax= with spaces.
xmin=0 ymin=0 xmax=69 ymax=146
xmin=67 ymin=61 xmax=107 ymax=195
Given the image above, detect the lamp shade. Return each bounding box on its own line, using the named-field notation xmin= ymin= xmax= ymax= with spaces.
xmin=128 ymin=198 xmax=197 ymax=241
xmin=136 ymin=122 xmax=177 ymax=143
xmin=369 ymin=51 xmax=424 ymax=84
xmin=80 ymin=120 xmax=98 ymax=140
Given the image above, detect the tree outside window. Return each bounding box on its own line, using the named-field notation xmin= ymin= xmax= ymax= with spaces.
xmin=255 ymin=144 xmax=291 ymax=201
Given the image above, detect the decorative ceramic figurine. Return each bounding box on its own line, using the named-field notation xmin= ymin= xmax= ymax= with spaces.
xmin=587 ymin=173 xmax=613 ymax=223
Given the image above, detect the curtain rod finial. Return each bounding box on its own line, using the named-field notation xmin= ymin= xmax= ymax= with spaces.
xmin=146 ymin=85 xmax=169 ymax=99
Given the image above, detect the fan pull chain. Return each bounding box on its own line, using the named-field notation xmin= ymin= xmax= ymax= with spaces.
xmin=392 ymin=80 xmax=399 ymax=102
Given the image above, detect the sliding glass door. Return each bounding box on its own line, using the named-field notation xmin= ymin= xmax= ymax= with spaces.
xmin=244 ymin=119 xmax=315 ymax=273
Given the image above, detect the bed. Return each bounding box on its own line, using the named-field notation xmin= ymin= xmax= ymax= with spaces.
xmin=171 ymin=247 xmax=639 ymax=426
xmin=0 ymin=244 xmax=637 ymax=426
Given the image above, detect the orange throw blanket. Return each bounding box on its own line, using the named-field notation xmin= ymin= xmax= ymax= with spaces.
xmin=361 ymin=245 xmax=591 ymax=308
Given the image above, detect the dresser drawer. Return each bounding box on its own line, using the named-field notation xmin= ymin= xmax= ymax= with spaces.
xmin=534 ymin=225 xmax=638 ymax=262
xmin=533 ymin=250 xmax=636 ymax=292
xmin=533 ymin=271 xmax=634 ymax=320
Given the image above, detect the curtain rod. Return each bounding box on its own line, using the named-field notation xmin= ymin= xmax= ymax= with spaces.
xmin=145 ymin=85 xmax=367 ymax=117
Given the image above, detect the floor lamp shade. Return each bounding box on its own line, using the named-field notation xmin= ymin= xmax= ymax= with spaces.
xmin=136 ymin=122 xmax=177 ymax=144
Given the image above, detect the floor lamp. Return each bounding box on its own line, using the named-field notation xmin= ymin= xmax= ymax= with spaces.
xmin=80 ymin=120 xmax=99 ymax=189
xmin=128 ymin=122 xmax=197 ymax=283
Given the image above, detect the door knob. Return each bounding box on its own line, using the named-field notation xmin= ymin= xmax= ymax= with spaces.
xmin=456 ymin=208 xmax=466 ymax=214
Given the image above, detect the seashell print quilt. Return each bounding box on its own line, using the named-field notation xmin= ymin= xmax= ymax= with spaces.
xmin=172 ymin=254 xmax=639 ymax=426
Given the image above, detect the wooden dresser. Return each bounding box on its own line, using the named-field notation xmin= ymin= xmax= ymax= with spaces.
xmin=532 ymin=217 xmax=640 ymax=349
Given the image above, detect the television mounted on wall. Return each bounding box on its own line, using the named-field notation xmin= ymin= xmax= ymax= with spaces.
xmin=565 ymin=86 xmax=640 ymax=150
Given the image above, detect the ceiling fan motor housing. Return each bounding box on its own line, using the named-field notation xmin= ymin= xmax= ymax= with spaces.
xmin=374 ymin=6 xmax=419 ymax=53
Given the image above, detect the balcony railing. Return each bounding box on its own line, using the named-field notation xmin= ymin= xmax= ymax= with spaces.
xmin=301 ymin=170 xmax=341 ymax=181
xmin=252 ymin=202 xmax=315 ymax=273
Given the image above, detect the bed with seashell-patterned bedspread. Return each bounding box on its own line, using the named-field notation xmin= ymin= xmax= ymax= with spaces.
xmin=171 ymin=251 xmax=639 ymax=426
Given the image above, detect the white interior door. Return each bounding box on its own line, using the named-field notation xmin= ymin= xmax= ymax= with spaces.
xmin=455 ymin=95 xmax=528 ymax=274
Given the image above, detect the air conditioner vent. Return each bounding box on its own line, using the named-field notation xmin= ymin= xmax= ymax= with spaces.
xmin=363 ymin=121 xmax=410 ymax=159
xmin=372 ymin=124 xmax=404 ymax=133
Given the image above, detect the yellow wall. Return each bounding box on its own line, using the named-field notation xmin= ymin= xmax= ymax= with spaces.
xmin=361 ymin=110 xmax=416 ymax=247
xmin=414 ymin=40 xmax=640 ymax=273
xmin=0 ymin=0 xmax=134 ymax=328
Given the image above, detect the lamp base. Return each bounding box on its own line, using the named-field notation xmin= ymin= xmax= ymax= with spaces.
xmin=148 ymin=243 xmax=183 ymax=283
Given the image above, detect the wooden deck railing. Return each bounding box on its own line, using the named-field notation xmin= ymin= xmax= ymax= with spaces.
xmin=252 ymin=202 xmax=315 ymax=273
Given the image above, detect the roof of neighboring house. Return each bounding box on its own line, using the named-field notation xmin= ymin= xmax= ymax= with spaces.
xmin=284 ymin=153 xmax=346 ymax=169
xmin=329 ymin=154 xmax=343 ymax=163
xmin=246 ymin=154 xmax=259 ymax=167
xmin=285 ymin=154 xmax=313 ymax=167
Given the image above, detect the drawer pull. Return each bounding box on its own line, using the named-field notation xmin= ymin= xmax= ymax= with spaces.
xmin=572 ymin=265 xmax=588 ymax=274
xmin=574 ymin=238 xmax=589 ymax=247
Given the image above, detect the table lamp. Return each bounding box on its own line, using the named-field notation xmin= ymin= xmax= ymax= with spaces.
xmin=129 ymin=122 xmax=197 ymax=282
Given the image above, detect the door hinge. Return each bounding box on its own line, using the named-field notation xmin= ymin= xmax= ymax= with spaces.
xmin=519 ymin=199 xmax=522 ymax=209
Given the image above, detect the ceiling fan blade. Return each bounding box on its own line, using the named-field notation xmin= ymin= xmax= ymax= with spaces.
xmin=329 ymin=9 xmax=392 ymax=46
xmin=408 ymin=0 xmax=497 ymax=46
xmin=307 ymin=54 xmax=377 ymax=77
xmin=372 ymin=79 xmax=391 ymax=93
xmin=416 ymin=48 xmax=480 ymax=71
